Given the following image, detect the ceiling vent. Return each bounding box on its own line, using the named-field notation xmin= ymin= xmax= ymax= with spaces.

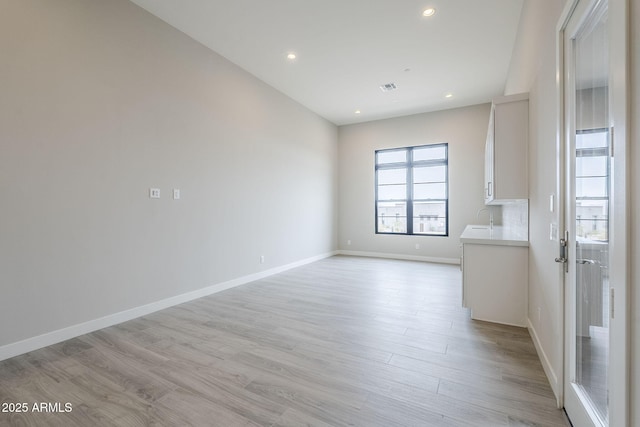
xmin=379 ymin=83 xmax=397 ymax=92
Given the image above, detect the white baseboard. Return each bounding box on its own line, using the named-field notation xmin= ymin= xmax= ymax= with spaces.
xmin=338 ymin=250 xmax=460 ymax=265
xmin=0 ymin=251 xmax=337 ymax=362
xmin=528 ymin=317 xmax=562 ymax=408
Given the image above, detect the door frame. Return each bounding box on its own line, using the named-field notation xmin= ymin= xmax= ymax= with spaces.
xmin=555 ymin=0 xmax=629 ymax=425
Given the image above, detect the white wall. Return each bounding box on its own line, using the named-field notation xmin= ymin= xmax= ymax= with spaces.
xmin=337 ymin=104 xmax=490 ymax=262
xmin=0 ymin=0 xmax=338 ymax=355
xmin=503 ymin=0 xmax=568 ymax=401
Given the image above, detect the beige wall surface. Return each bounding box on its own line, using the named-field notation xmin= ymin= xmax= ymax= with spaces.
xmin=0 ymin=0 xmax=338 ymax=349
xmin=337 ymin=104 xmax=491 ymax=262
xmin=508 ymin=0 xmax=638 ymax=419
xmin=504 ymin=0 xmax=567 ymax=401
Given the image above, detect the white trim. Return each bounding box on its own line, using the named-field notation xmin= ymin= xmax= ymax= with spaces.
xmin=0 ymin=251 xmax=337 ymax=362
xmin=554 ymin=0 xmax=582 ymax=411
xmin=528 ymin=317 xmax=561 ymax=407
xmin=338 ymin=250 xmax=459 ymax=265
xmin=607 ymin=0 xmax=630 ymax=425
xmin=470 ymin=315 xmax=526 ymax=328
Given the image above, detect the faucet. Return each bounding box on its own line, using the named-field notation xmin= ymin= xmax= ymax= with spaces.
xmin=477 ymin=207 xmax=494 ymax=229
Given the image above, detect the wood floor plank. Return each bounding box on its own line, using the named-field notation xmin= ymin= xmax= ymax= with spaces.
xmin=437 ymin=379 xmax=569 ymax=426
xmin=272 ymin=407 xmax=337 ymax=427
xmin=0 ymin=256 xmax=569 ymax=426
xmin=290 ymin=341 xmax=442 ymax=395
xmin=360 ymin=391 xmax=466 ymax=427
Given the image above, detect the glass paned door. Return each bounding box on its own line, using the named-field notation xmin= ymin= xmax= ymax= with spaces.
xmin=563 ymin=0 xmax=610 ymax=425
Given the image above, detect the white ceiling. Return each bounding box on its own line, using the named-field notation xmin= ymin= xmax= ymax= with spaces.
xmin=128 ymin=0 xmax=524 ymax=126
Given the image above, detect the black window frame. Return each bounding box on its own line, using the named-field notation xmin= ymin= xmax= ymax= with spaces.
xmin=375 ymin=143 xmax=449 ymax=236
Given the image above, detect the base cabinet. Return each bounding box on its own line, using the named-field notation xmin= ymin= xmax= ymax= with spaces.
xmin=462 ymin=243 xmax=528 ymax=327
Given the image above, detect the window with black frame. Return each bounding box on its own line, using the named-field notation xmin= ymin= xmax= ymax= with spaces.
xmin=375 ymin=143 xmax=448 ymax=236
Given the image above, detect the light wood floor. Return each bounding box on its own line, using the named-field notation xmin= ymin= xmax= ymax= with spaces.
xmin=0 ymin=256 xmax=570 ymax=426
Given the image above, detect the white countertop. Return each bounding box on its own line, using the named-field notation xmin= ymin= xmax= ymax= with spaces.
xmin=460 ymin=225 xmax=529 ymax=247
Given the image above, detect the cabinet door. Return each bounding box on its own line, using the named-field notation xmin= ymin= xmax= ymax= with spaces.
xmin=484 ymin=109 xmax=495 ymax=204
xmin=463 ymin=244 xmax=528 ymax=327
xmin=492 ymin=99 xmax=528 ymax=200
xmin=483 ymin=94 xmax=528 ymax=204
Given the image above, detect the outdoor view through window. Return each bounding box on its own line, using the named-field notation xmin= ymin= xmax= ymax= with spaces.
xmin=375 ymin=144 xmax=448 ymax=236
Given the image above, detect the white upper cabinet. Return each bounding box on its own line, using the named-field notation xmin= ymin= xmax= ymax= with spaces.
xmin=484 ymin=93 xmax=529 ymax=204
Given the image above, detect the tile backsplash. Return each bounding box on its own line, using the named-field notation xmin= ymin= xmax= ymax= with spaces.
xmin=500 ymin=201 xmax=529 ymax=240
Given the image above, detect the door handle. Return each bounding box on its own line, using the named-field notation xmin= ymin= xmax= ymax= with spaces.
xmin=554 ymin=239 xmax=567 ymax=263
xmin=555 ymin=231 xmax=569 ymax=273
xmin=576 ymin=259 xmax=597 ymax=265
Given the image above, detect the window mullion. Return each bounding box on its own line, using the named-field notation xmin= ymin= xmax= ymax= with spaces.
xmin=407 ymin=149 xmax=413 ymax=235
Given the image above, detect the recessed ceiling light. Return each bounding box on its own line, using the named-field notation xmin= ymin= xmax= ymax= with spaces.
xmin=445 ymin=93 xmax=453 ymax=98
xmin=355 ymin=110 xmax=361 ymax=114
xmin=286 ymin=52 xmax=297 ymax=60
xmin=422 ymin=8 xmax=436 ymax=17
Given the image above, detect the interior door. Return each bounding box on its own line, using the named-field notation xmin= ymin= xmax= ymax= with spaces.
xmin=560 ymin=0 xmax=621 ymax=425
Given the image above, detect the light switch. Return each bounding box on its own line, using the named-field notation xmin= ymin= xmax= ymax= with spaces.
xmin=173 ymin=189 xmax=180 ymax=200
xmin=150 ymin=188 xmax=160 ymax=199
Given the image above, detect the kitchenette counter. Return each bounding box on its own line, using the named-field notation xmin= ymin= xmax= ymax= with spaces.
xmin=460 ymin=224 xmax=529 ymax=327
xmin=460 ymin=225 xmax=529 ymax=247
